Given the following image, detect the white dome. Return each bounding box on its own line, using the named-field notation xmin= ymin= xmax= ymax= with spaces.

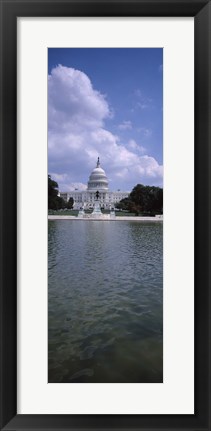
xmin=87 ymin=158 xmax=109 ymax=191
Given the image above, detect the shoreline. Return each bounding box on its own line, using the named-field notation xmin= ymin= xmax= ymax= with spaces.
xmin=48 ymin=215 xmax=163 ymax=222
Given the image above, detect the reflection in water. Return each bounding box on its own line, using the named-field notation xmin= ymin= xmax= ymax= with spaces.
xmin=48 ymin=221 xmax=163 ymax=383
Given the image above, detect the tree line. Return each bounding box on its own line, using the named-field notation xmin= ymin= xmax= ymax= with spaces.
xmin=49 ymin=175 xmax=163 ymax=215
xmin=48 ymin=175 xmax=73 ymax=210
xmin=116 ymin=184 xmax=163 ymax=216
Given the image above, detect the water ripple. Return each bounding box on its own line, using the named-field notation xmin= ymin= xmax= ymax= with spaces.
xmin=48 ymin=221 xmax=163 ymax=383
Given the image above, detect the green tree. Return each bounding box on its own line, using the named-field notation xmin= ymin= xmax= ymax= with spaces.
xmin=117 ymin=184 xmax=163 ymax=215
xmin=48 ymin=175 xmax=66 ymax=210
xmin=116 ymin=197 xmax=131 ymax=211
xmin=130 ymin=184 xmax=163 ymax=215
xmin=66 ymin=197 xmax=74 ymax=209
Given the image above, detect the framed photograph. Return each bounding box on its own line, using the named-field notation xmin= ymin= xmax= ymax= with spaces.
xmin=0 ymin=0 xmax=210 ymax=430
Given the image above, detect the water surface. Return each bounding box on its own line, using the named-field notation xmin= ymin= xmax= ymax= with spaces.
xmin=48 ymin=220 xmax=163 ymax=383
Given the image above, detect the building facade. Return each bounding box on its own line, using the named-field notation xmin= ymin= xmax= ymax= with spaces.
xmin=60 ymin=158 xmax=129 ymax=210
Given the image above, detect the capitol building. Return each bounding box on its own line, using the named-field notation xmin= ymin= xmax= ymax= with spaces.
xmin=60 ymin=158 xmax=129 ymax=210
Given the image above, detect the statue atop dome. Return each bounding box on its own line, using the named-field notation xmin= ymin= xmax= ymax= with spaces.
xmin=96 ymin=157 xmax=100 ymax=168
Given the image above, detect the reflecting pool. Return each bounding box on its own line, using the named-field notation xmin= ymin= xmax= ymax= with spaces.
xmin=48 ymin=220 xmax=163 ymax=383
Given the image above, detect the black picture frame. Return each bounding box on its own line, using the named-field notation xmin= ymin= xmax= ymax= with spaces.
xmin=0 ymin=0 xmax=210 ymax=430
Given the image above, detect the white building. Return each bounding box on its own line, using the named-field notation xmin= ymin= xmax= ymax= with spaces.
xmin=60 ymin=157 xmax=129 ymax=210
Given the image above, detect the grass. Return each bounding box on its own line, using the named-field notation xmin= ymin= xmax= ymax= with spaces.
xmin=48 ymin=209 xmax=78 ymax=216
xmin=48 ymin=209 xmax=138 ymax=217
xmin=48 ymin=209 xmax=160 ymax=217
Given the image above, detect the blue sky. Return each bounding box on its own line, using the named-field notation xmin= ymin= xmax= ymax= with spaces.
xmin=48 ymin=48 xmax=163 ymax=192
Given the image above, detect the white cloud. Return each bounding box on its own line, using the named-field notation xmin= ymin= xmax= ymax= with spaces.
xmin=113 ymin=156 xmax=163 ymax=188
xmin=49 ymin=172 xmax=87 ymax=192
xmin=48 ymin=65 xmax=163 ymax=191
xmin=118 ymin=120 xmax=132 ymax=130
xmin=50 ymin=173 xmax=69 ymax=183
xmin=128 ymin=139 xmax=145 ymax=153
xmin=48 ymin=65 xmax=110 ymax=133
xmin=137 ymin=127 xmax=152 ymax=137
xmin=134 ymin=89 xmax=153 ymax=110
xmin=65 ymin=182 xmax=87 ymax=192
